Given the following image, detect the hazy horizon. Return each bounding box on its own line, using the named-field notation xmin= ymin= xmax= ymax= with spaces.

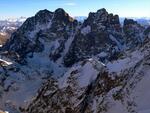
xmin=1 ymin=15 xmax=150 ymax=21
xmin=0 ymin=0 xmax=150 ymax=19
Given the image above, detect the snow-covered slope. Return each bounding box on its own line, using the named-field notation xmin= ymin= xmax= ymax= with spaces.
xmin=0 ymin=8 xmax=150 ymax=113
xmin=0 ymin=8 xmax=78 ymax=112
xmin=25 ymin=58 xmax=107 ymax=113
xmin=26 ymin=38 xmax=150 ymax=113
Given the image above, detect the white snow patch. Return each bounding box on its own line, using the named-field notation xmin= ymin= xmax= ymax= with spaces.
xmin=27 ymin=39 xmax=66 ymax=77
xmin=59 ymin=58 xmax=105 ymax=89
xmin=109 ymin=34 xmax=122 ymax=50
xmin=51 ymin=39 xmax=60 ymax=54
xmin=131 ymin=68 xmax=150 ymax=113
xmin=0 ymin=38 xmax=67 ymax=111
xmin=107 ymin=50 xmax=144 ymax=74
xmin=106 ymin=100 xmax=129 ymax=113
xmin=27 ymin=20 xmax=52 ymax=40
xmin=97 ymin=52 xmax=108 ymax=57
xmin=92 ymin=99 xmax=97 ymax=113
xmin=63 ymin=34 xmax=75 ymax=56
xmin=81 ymin=25 xmax=91 ymax=36
xmin=0 ymin=58 xmax=13 ymax=66
xmin=78 ymin=62 xmax=98 ymax=87
xmin=57 ymin=26 xmax=76 ymax=64
xmin=0 ymin=32 xmax=7 ymax=36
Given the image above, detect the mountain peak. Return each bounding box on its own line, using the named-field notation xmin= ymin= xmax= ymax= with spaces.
xmin=97 ymin=8 xmax=107 ymax=15
xmin=1 ymin=8 xmax=150 ymax=113
xmin=54 ymin=8 xmax=67 ymax=18
xmin=124 ymin=18 xmax=138 ymax=26
xmin=54 ymin=8 xmax=66 ymax=14
xmin=35 ymin=9 xmax=53 ymax=17
xmin=54 ymin=8 xmax=75 ymax=23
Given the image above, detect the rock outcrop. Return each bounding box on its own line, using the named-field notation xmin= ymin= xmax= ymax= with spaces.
xmin=64 ymin=8 xmax=124 ymax=67
xmin=0 ymin=8 xmax=78 ymax=112
xmin=0 ymin=8 xmax=150 ymax=113
xmin=123 ymin=18 xmax=145 ymax=49
xmin=26 ymin=39 xmax=150 ymax=113
xmin=2 ymin=8 xmax=78 ymax=64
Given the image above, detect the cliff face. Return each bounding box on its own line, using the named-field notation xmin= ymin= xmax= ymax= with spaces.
xmin=0 ymin=8 xmax=78 ymax=112
xmin=64 ymin=8 xmax=124 ymax=67
xmin=26 ymin=39 xmax=150 ymax=113
xmin=0 ymin=8 xmax=150 ymax=113
xmin=64 ymin=9 xmax=145 ymax=67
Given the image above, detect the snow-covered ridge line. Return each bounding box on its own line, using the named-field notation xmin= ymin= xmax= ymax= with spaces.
xmin=59 ymin=58 xmax=106 ymax=89
xmin=0 ymin=8 xmax=150 ymax=113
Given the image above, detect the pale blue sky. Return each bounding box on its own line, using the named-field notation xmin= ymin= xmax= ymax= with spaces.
xmin=0 ymin=0 xmax=150 ymax=19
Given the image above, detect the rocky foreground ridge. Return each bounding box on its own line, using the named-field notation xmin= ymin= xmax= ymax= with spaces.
xmin=0 ymin=8 xmax=150 ymax=113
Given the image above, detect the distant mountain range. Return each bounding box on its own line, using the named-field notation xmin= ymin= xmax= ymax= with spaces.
xmin=0 ymin=10 xmax=150 ymax=113
xmin=74 ymin=16 xmax=87 ymax=22
xmin=0 ymin=17 xmax=26 ymax=45
xmin=0 ymin=17 xmax=26 ymax=23
xmin=1 ymin=16 xmax=150 ymax=25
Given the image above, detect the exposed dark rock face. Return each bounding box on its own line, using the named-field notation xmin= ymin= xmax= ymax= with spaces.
xmin=25 ymin=59 xmax=107 ymax=113
xmin=63 ymin=10 xmax=148 ymax=67
xmin=1 ymin=8 xmax=78 ymax=64
xmin=1 ymin=8 xmax=146 ymax=67
xmin=25 ymin=48 xmax=150 ymax=113
xmin=0 ymin=8 xmax=150 ymax=113
xmin=83 ymin=8 xmax=121 ymax=32
xmin=144 ymin=26 xmax=150 ymax=36
xmin=123 ymin=18 xmax=145 ymax=49
xmin=64 ymin=8 xmax=124 ymax=67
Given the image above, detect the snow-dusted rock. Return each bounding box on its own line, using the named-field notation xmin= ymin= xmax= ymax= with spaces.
xmin=26 ymin=39 xmax=150 ymax=113
xmin=64 ymin=8 xmax=124 ymax=67
xmin=0 ymin=8 xmax=150 ymax=113
xmin=81 ymin=25 xmax=91 ymax=36
xmin=123 ymin=18 xmax=145 ymax=48
xmin=25 ymin=58 xmax=107 ymax=113
xmin=0 ymin=8 xmax=78 ymax=112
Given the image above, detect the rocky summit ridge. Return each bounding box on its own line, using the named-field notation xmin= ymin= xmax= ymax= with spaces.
xmin=0 ymin=8 xmax=150 ymax=113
